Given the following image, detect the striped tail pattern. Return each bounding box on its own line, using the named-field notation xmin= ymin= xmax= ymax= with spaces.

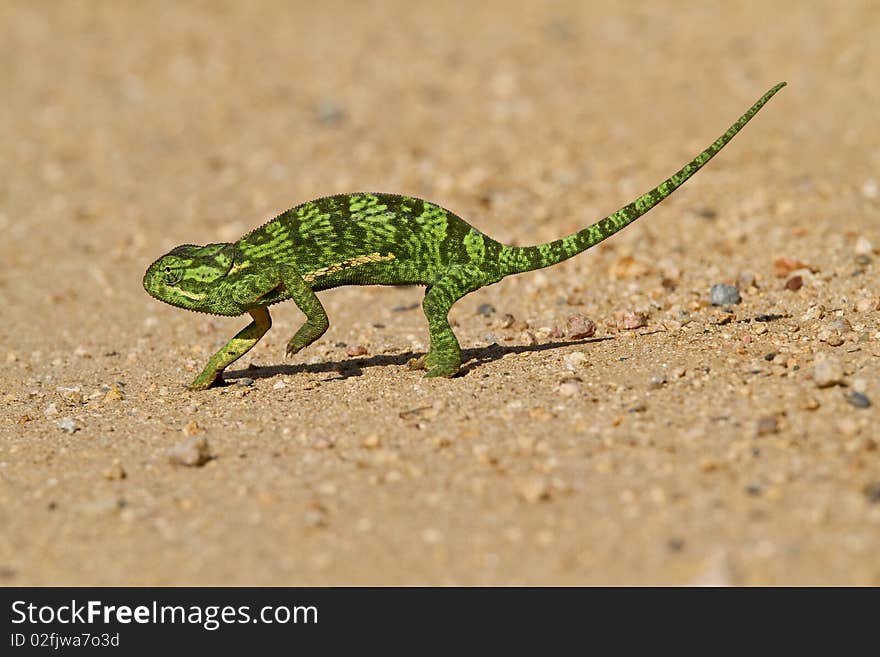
xmin=498 ymin=82 xmax=786 ymax=276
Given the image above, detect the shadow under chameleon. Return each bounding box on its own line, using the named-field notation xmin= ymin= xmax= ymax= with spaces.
xmin=221 ymin=336 xmax=616 ymax=385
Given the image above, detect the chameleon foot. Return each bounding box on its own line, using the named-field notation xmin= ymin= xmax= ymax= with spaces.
xmin=407 ymin=352 xmax=459 ymax=376
xmin=188 ymin=370 xmax=224 ymax=391
xmin=421 ymin=350 xmax=461 ymax=378
xmin=424 ymin=362 xmax=461 ymax=378
xmin=286 ymin=315 xmax=330 ymax=358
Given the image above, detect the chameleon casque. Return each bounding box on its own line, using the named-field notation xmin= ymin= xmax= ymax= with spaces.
xmin=144 ymin=83 xmax=785 ymax=390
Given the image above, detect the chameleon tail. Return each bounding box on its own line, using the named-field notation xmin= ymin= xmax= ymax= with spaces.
xmin=497 ymin=82 xmax=786 ymax=277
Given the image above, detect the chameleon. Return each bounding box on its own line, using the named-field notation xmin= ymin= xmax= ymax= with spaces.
xmin=144 ymin=82 xmax=785 ymax=390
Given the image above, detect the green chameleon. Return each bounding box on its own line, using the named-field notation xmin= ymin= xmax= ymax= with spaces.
xmin=144 ymin=83 xmax=785 ymax=390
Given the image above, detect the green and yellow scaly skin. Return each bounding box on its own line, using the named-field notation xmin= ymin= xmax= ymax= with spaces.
xmin=144 ymin=83 xmax=785 ymax=390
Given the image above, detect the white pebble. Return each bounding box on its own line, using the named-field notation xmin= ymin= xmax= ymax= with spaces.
xmin=813 ymin=358 xmax=844 ymax=388
xmin=56 ymin=417 xmax=78 ymax=433
xmin=563 ymin=351 xmax=588 ymax=370
xmin=854 ymin=236 xmax=873 ymax=256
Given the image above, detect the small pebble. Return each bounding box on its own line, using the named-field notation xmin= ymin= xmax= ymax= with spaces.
xmin=817 ymin=329 xmax=844 ymax=347
xmin=813 ymin=359 xmax=844 ymax=388
xmin=818 ymin=319 xmax=850 ymax=346
xmin=774 ymin=256 xmax=812 ymax=278
xmin=764 ymin=352 xmax=776 ymax=361
xmin=362 ymin=435 xmax=381 ymax=449
xmin=828 ymin=317 xmax=852 ymax=333
xmin=103 ymin=384 xmax=124 ymax=401
xmin=784 ymin=275 xmax=803 ymax=291
xmin=57 ymin=386 xmax=84 ymax=405
xmin=738 ymin=271 xmax=757 ymax=289
xmin=615 ymin=310 xmax=648 ymax=330
xmin=56 ymin=417 xmax=78 ymax=434
xmin=272 ymin=380 xmax=287 ymax=390
xmin=182 ymin=420 xmax=202 ymax=436
xmin=756 ymin=416 xmax=779 ymax=436
xmin=854 ymin=236 xmax=874 ymax=256
xmin=476 ymin=303 xmax=496 ymax=316
xmin=311 ymin=437 xmax=333 ymax=450
xmin=167 ymin=437 xmax=211 ymax=467
xmin=566 ymin=314 xmax=596 ymax=339
xmin=855 ymin=297 xmax=877 ymax=312
xmin=315 ymin=100 xmax=346 ymax=125
xmin=861 ymin=179 xmax=879 ymax=199
xmin=346 ymin=344 xmax=368 ymax=357
xmin=235 ymin=377 xmax=255 ymax=387
xmin=837 ymin=417 xmax=860 ymax=437
xmin=689 ymin=550 xmax=734 ymax=585
xmin=304 ymin=504 xmax=329 ymax=527
xmin=801 ymin=304 xmax=825 ymax=321
xmin=517 ymin=476 xmax=551 ymax=504
xmin=649 ymin=374 xmax=667 ymax=389
xmin=557 ymin=380 xmax=580 ymax=397
xmin=102 ymin=463 xmax=127 ymax=481
xmin=846 ymin=392 xmax=871 ymax=409
xmin=710 ymin=284 xmax=741 ymax=306
xmin=562 ymin=351 xmax=588 ymax=370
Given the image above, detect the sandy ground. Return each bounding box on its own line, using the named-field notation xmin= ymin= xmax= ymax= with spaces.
xmin=1 ymin=1 xmax=878 ymax=585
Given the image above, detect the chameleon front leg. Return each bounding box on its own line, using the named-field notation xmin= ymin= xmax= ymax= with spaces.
xmin=280 ymin=267 xmax=330 ymax=357
xmin=189 ymin=307 xmax=272 ymax=390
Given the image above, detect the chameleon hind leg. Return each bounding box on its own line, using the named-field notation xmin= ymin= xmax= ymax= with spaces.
xmin=189 ymin=307 xmax=272 ymax=390
xmin=417 ymin=265 xmax=486 ymax=378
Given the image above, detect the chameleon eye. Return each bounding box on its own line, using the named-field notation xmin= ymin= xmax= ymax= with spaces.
xmin=163 ymin=268 xmax=183 ymax=285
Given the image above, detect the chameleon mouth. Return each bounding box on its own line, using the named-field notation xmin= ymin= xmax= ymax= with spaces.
xmin=142 ymin=265 xmax=161 ymax=299
xmin=170 ymin=286 xmax=207 ymax=302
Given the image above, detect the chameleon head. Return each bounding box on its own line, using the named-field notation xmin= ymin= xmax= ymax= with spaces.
xmin=143 ymin=242 xmax=239 ymax=315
